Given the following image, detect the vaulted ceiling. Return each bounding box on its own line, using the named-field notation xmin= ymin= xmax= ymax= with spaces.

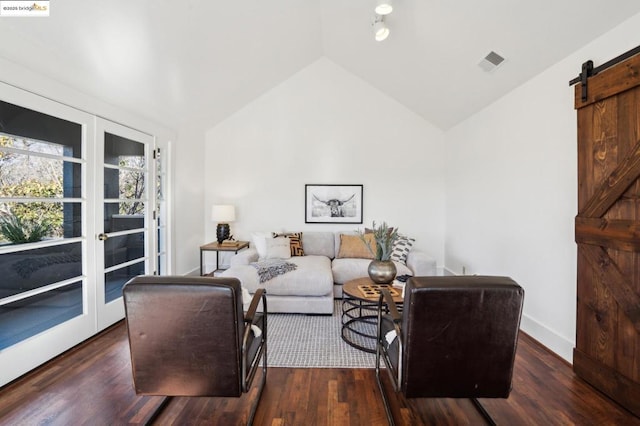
xmin=1 ymin=0 xmax=640 ymax=131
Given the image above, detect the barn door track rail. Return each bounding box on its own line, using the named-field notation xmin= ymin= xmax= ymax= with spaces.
xmin=569 ymin=44 xmax=640 ymax=101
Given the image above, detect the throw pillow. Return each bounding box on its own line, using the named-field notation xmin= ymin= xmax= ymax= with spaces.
xmin=251 ymin=231 xmax=273 ymax=260
xmin=273 ymin=232 xmax=305 ymax=256
xmin=337 ymin=234 xmax=376 ymax=259
xmin=390 ymin=235 xmax=415 ymax=265
xmin=264 ymin=237 xmax=292 ymax=260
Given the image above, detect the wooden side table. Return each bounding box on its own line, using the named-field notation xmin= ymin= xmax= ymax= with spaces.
xmin=200 ymin=241 xmax=250 ymax=275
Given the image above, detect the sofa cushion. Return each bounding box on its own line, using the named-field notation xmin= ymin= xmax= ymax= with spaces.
xmin=301 ymin=232 xmax=335 ymax=258
xmin=264 ymin=237 xmax=291 ymax=260
xmin=336 ymin=234 xmax=375 ymax=259
xmin=223 ymin=255 xmax=333 ymax=297
xmin=331 ymin=258 xmax=371 ymax=284
xmin=273 ymin=232 xmax=304 ymax=256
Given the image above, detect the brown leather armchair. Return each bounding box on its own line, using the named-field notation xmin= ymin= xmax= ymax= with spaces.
xmin=123 ymin=276 xmax=267 ymax=425
xmin=376 ymin=276 xmax=524 ymax=425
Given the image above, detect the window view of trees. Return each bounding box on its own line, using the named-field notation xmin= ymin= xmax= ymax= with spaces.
xmin=118 ymin=156 xmax=145 ymax=216
xmin=0 ymin=135 xmax=63 ymax=243
xmin=1 ymin=133 xmax=147 ymax=245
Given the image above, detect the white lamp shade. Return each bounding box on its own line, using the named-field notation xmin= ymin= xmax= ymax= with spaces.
xmin=375 ymin=0 xmax=393 ymax=15
xmin=211 ymin=205 xmax=236 ymax=223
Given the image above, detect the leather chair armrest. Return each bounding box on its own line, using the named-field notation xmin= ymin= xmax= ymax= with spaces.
xmin=242 ymin=288 xmax=267 ymax=393
xmin=377 ymin=288 xmax=403 ymax=392
xmin=381 ymin=289 xmax=402 ymax=324
xmin=244 ymin=288 xmax=266 ymax=324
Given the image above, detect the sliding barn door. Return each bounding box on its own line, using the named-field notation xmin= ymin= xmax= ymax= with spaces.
xmin=574 ymin=51 xmax=640 ymax=416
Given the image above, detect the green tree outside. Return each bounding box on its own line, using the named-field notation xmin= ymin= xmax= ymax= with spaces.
xmin=0 ymin=136 xmax=64 ymax=243
xmin=1 ymin=180 xmax=63 ymax=240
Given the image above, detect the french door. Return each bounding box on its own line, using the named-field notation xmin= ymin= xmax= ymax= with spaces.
xmin=95 ymin=119 xmax=154 ymax=329
xmin=0 ymin=83 xmax=159 ymax=386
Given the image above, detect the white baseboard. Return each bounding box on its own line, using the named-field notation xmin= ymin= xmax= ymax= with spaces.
xmin=439 ymin=266 xmax=574 ymax=363
xmin=185 ymin=267 xmax=200 ymax=276
xmin=441 ymin=266 xmax=456 ymax=276
xmin=520 ymin=313 xmax=574 ymax=364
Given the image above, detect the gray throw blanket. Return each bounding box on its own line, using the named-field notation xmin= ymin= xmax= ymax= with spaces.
xmin=250 ymin=259 xmax=297 ymax=283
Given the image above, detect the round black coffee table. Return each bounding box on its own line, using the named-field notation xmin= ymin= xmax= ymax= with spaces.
xmin=341 ymin=277 xmax=403 ymax=353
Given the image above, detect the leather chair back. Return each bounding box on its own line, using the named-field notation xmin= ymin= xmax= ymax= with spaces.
xmin=402 ymin=276 xmax=524 ymax=398
xmin=123 ymin=276 xmax=245 ymax=397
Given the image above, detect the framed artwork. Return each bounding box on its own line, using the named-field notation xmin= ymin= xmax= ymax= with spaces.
xmin=305 ymin=184 xmax=363 ymax=224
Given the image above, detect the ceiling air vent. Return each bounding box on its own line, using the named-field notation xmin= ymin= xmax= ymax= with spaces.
xmin=479 ymin=51 xmax=505 ymax=72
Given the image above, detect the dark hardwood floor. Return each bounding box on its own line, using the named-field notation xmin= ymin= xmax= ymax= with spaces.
xmin=0 ymin=321 xmax=638 ymax=425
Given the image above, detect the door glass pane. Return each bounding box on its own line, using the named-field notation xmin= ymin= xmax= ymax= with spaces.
xmin=0 ymin=202 xmax=82 ymax=242
xmin=156 ymin=147 xmax=167 ymax=275
xmin=0 ymin=100 xmax=82 ymax=158
xmin=104 ymin=232 xmax=144 ymax=269
xmin=103 ymin=131 xmax=146 ymax=302
xmin=0 ymin=145 xmax=82 ymax=200
xmin=103 ymin=133 xmax=144 ymax=167
xmin=0 ymin=243 xmax=82 ymax=298
xmin=104 ymin=168 xmax=146 ymax=201
xmin=104 ymin=205 xmax=145 ymax=233
xmin=0 ymin=281 xmax=83 ymax=350
xmin=105 ymin=261 xmax=144 ymax=303
xmin=1 ymin=123 xmax=82 ymax=245
xmin=0 ymin=99 xmax=84 ymax=351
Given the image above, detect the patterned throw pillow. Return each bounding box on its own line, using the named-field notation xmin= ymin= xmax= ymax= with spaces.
xmin=273 ymin=232 xmax=305 ymax=256
xmin=390 ymin=235 xmax=415 ymax=265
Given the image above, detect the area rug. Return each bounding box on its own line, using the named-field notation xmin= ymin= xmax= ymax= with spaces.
xmin=266 ymin=300 xmax=377 ymax=368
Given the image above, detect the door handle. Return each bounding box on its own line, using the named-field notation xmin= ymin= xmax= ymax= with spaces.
xmin=98 ymin=233 xmax=109 ymax=241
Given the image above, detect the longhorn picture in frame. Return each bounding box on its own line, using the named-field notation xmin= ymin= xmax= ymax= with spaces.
xmin=305 ymin=184 xmax=363 ymax=224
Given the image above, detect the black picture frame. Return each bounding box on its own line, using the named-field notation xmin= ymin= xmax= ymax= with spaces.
xmin=305 ymin=184 xmax=363 ymax=224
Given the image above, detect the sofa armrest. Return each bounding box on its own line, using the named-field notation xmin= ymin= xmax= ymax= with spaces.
xmin=230 ymin=248 xmax=259 ymax=266
xmin=406 ymin=250 xmax=437 ymax=276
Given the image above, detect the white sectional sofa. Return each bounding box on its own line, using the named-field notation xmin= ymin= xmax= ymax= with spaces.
xmin=220 ymin=231 xmax=437 ymax=314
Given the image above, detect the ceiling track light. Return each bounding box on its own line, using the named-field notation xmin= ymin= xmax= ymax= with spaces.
xmin=375 ymin=0 xmax=393 ymax=15
xmin=373 ymin=15 xmax=389 ymax=41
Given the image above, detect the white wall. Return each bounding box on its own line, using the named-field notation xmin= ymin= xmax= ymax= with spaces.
xmin=444 ymin=12 xmax=640 ymax=362
xmin=173 ymin=120 xmax=207 ymax=275
xmin=202 ymin=58 xmax=445 ymax=270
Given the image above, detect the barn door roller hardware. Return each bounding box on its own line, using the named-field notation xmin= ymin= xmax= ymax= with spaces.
xmin=569 ymin=44 xmax=640 ymax=102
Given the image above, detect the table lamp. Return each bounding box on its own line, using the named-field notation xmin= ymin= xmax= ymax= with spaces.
xmin=211 ymin=204 xmax=236 ymax=244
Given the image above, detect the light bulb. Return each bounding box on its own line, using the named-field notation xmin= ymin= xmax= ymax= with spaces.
xmin=375 ymin=3 xmax=393 ymax=15
xmin=375 ymin=26 xmax=389 ymax=41
xmin=373 ymin=17 xmax=389 ymax=41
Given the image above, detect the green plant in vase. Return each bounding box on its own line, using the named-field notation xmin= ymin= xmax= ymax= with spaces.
xmin=358 ymin=221 xmax=399 ymax=283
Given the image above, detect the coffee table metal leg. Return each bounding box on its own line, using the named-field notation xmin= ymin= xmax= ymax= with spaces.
xmin=341 ymin=295 xmax=378 ymax=353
